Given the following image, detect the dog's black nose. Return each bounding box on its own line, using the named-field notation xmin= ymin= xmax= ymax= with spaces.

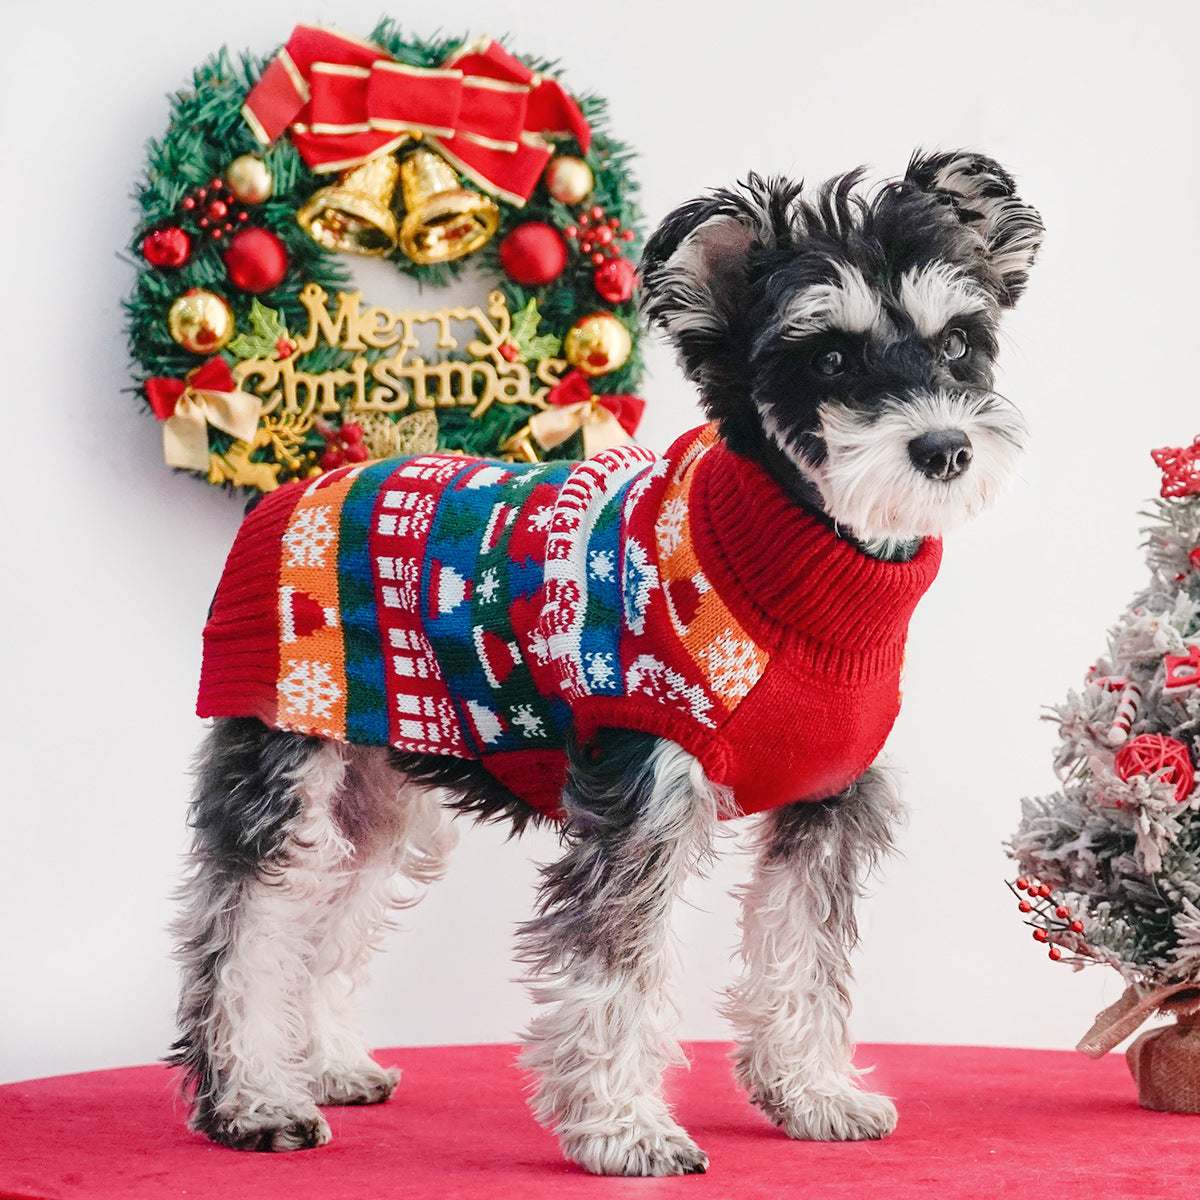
xmin=908 ymin=430 xmax=973 ymax=481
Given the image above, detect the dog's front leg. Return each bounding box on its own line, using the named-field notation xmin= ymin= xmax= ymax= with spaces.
xmin=727 ymin=764 xmax=903 ymax=1141
xmin=518 ymin=731 xmax=722 ymax=1176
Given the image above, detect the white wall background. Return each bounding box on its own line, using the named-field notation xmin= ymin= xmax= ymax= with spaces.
xmin=1 ymin=0 xmax=1196 ymax=1085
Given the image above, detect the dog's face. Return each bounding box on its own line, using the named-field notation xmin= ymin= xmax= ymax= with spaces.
xmin=640 ymin=151 xmax=1043 ymax=550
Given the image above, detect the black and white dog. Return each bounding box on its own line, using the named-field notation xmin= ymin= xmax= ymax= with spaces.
xmin=172 ymin=150 xmax=1041 ymax=1175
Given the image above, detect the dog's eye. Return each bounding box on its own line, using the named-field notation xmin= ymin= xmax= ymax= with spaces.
xmin=942 ymin=328 xmax=969 ymax=361
xmin=811 ymin=348 xmax=846 ymax=378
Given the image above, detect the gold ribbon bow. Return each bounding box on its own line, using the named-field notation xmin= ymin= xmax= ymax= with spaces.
xmin=504 ymin=371 xmax=645 ymax=461
xmin=527 ymin=397 xmax=634 ymax=459
xmin=145 ymin=359 xmax=262 ymax=472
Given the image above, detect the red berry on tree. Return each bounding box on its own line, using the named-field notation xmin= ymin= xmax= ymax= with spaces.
xmin=1048 ymin=947 xmax=1063 ymax=960
xmin=1033 ymin=928 xmax=1049 ymax=942
xmin=1016 ymin=878 xmax=1030 ymax=890
xmin=1070 ymin=920 xmax=1084 ymax=933
xmin=1038 ymin=884 xmax=1052 ymax=897
xmin=1019 ymin=900 xmax=1032 ymax=913
xmin=1055 ymin=906 xmax=1070 ymax=919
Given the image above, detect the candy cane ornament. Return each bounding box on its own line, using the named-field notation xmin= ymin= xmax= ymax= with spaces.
xmin=1106 ymin=680 xmax=1144 ymax=747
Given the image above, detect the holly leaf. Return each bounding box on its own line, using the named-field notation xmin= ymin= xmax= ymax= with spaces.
xmin=227 ymin=299 xmax=292 ymax=360
xmin=510 ymin=298 xmax=562 ymax=362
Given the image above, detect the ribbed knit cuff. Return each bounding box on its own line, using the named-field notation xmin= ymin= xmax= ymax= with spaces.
xmin=689 ymin=443 xmax=942 ymax=650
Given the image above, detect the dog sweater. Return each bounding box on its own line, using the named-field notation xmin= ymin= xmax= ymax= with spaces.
xmin=197 ymin=424 xmax=942 ymax=818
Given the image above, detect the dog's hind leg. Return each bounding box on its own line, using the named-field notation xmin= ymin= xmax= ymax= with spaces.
xmin=518 ymin=731 xmax=723 ymax=1176
xmin=305 ymin=745 xmax=457 ymax=1107
xmin=172 ymin=717 xmax=353 ymax=1150
xmin=726 ymin=763 xmax=904 ymax=1141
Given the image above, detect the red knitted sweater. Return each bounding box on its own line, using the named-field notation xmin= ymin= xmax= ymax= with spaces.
xmin=198 ymin=425 xmax=941 ymax=818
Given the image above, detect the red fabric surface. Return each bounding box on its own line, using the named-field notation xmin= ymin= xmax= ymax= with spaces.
xmin=0 ymin=1041 xmax=1194 ymax=1199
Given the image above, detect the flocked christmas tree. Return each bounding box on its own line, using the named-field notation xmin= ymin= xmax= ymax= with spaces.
xmin=1008 ymin=434 xmax=1200 ymax=1108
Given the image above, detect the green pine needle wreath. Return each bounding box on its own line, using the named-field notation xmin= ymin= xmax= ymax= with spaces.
xmin=125 ymin=20 xmax=645 ymax=490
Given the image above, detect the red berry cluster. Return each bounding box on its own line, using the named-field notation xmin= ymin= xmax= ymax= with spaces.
xmin=1010 ymin=877 xmax=1085 ymax=961
xmin=181 ymin=177 xmax=253 ymax=242
xmin=562 ymin=207 xmax=638 ymax=304
xmin=563 ymin=206 xmax=636 ymax=266
xmin=317 ymin=422 xmax=370 ymax=471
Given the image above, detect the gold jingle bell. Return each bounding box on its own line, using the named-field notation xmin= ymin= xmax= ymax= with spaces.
xmin=398 ymin=148 xmax=500 ymax=265
xmin=297 ymin=154 xmax=401 ymax=256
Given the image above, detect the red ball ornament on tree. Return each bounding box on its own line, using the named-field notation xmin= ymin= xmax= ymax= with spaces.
xmin=1114 ymin=734 xmax=1196 ymax=802
xmin=142 ymin=226 xmax=191 ymax=269
xmin=498 ymin=222 xmax=568 ymax=286
xmin=594 ymin=256 xmax=636 ymax=303
xmin=223 ymin=226 xmax=289 ymax=293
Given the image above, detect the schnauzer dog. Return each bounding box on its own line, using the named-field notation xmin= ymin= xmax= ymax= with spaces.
xmin=172 ymin=149 xmax=1042 ymax=1175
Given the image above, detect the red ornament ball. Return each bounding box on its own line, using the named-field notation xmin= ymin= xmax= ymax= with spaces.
xmin=498 ymin=222 xmax=568 ymax=286
xmin=593 ymin=256 xmax=636 ymax=303
xmin=142 ymin=226 xmax=191 ymax=269
xmin=223 ymin=226 xmax=289 ymax=293
xmin=1114 ymin=733 xmax=1196 ymax=802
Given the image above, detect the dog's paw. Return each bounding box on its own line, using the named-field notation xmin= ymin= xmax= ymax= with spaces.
xmin=312 ymin=1062 xmax=400 ymax=1106
xmin=563 ymin=1127 xmax=708 ymax=1176
xmin=203 ymin=1104 xmax=332 ymax=1152
xmin=757 ymin=1084 xmax=897 ymax=1142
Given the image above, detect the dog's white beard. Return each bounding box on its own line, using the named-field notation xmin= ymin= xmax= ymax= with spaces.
xmin=793 ymin=391 xmax=1027 ymax=544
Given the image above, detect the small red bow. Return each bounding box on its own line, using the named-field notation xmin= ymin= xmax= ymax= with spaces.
xmin=144 ymin=357 xmax=237 ymax=419
xmin=243 ymin=25 xmax=591 ymax=206
xmin=527 ymin=369 xmax=645 ymax=457
xmin=144 ymin=358 xmax=260 ymax=471
xmin=545 ymin=369 xmax=645 ymax=436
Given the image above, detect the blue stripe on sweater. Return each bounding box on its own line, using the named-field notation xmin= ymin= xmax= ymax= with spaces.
xmin=339 ymin=460 xmax=399 ymax=745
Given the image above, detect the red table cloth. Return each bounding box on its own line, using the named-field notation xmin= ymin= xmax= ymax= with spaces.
xmin=0 ymin=1042 xmax=1194 ymax=1199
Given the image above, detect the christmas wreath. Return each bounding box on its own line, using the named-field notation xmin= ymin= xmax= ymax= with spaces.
xmin=126 ymin=21 xmax=646 ymax=492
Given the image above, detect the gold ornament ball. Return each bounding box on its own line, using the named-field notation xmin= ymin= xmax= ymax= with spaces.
xmin=564 ymin=312 xmax=632 ymax=376
xmin=545 ymin=156 xmax=594 ymax=206
xmin=225 ymin=154 xmax=274 ymax=204
xmin=168 ymin=289 xmax=235 ymax=353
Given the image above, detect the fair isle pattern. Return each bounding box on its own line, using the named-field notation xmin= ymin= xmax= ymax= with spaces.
xmin=369 ymin=455 xmax=470 ymax=756
xmin=274 ymin=467 xmax=364 ymax=736
xmin=417 ymin=457 xmax=575 ymax=754
xmin=653 ymin=425 xmax=768 ymax=709
xmin=538 ymin=444 xmax=659 ymax=704
xmin=265 ymin=435 xmax=744 ymax=751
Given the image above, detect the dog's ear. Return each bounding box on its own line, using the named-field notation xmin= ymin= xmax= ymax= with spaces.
xmin=639 ymin=175 xmax=802 ymax=399
xmin=905 ymin=150 xmax=1044 ymax=307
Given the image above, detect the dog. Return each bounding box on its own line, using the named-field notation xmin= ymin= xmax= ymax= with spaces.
xmin=172 ymin=149 xmax=1042 ymax=1175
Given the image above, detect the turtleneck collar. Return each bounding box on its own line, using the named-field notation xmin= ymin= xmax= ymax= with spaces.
xmin=685 ymin=438 xmax=943 ymax=650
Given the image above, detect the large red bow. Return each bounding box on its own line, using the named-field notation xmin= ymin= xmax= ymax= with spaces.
xmin=242 ymin=25 xmax=591 ymax=206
